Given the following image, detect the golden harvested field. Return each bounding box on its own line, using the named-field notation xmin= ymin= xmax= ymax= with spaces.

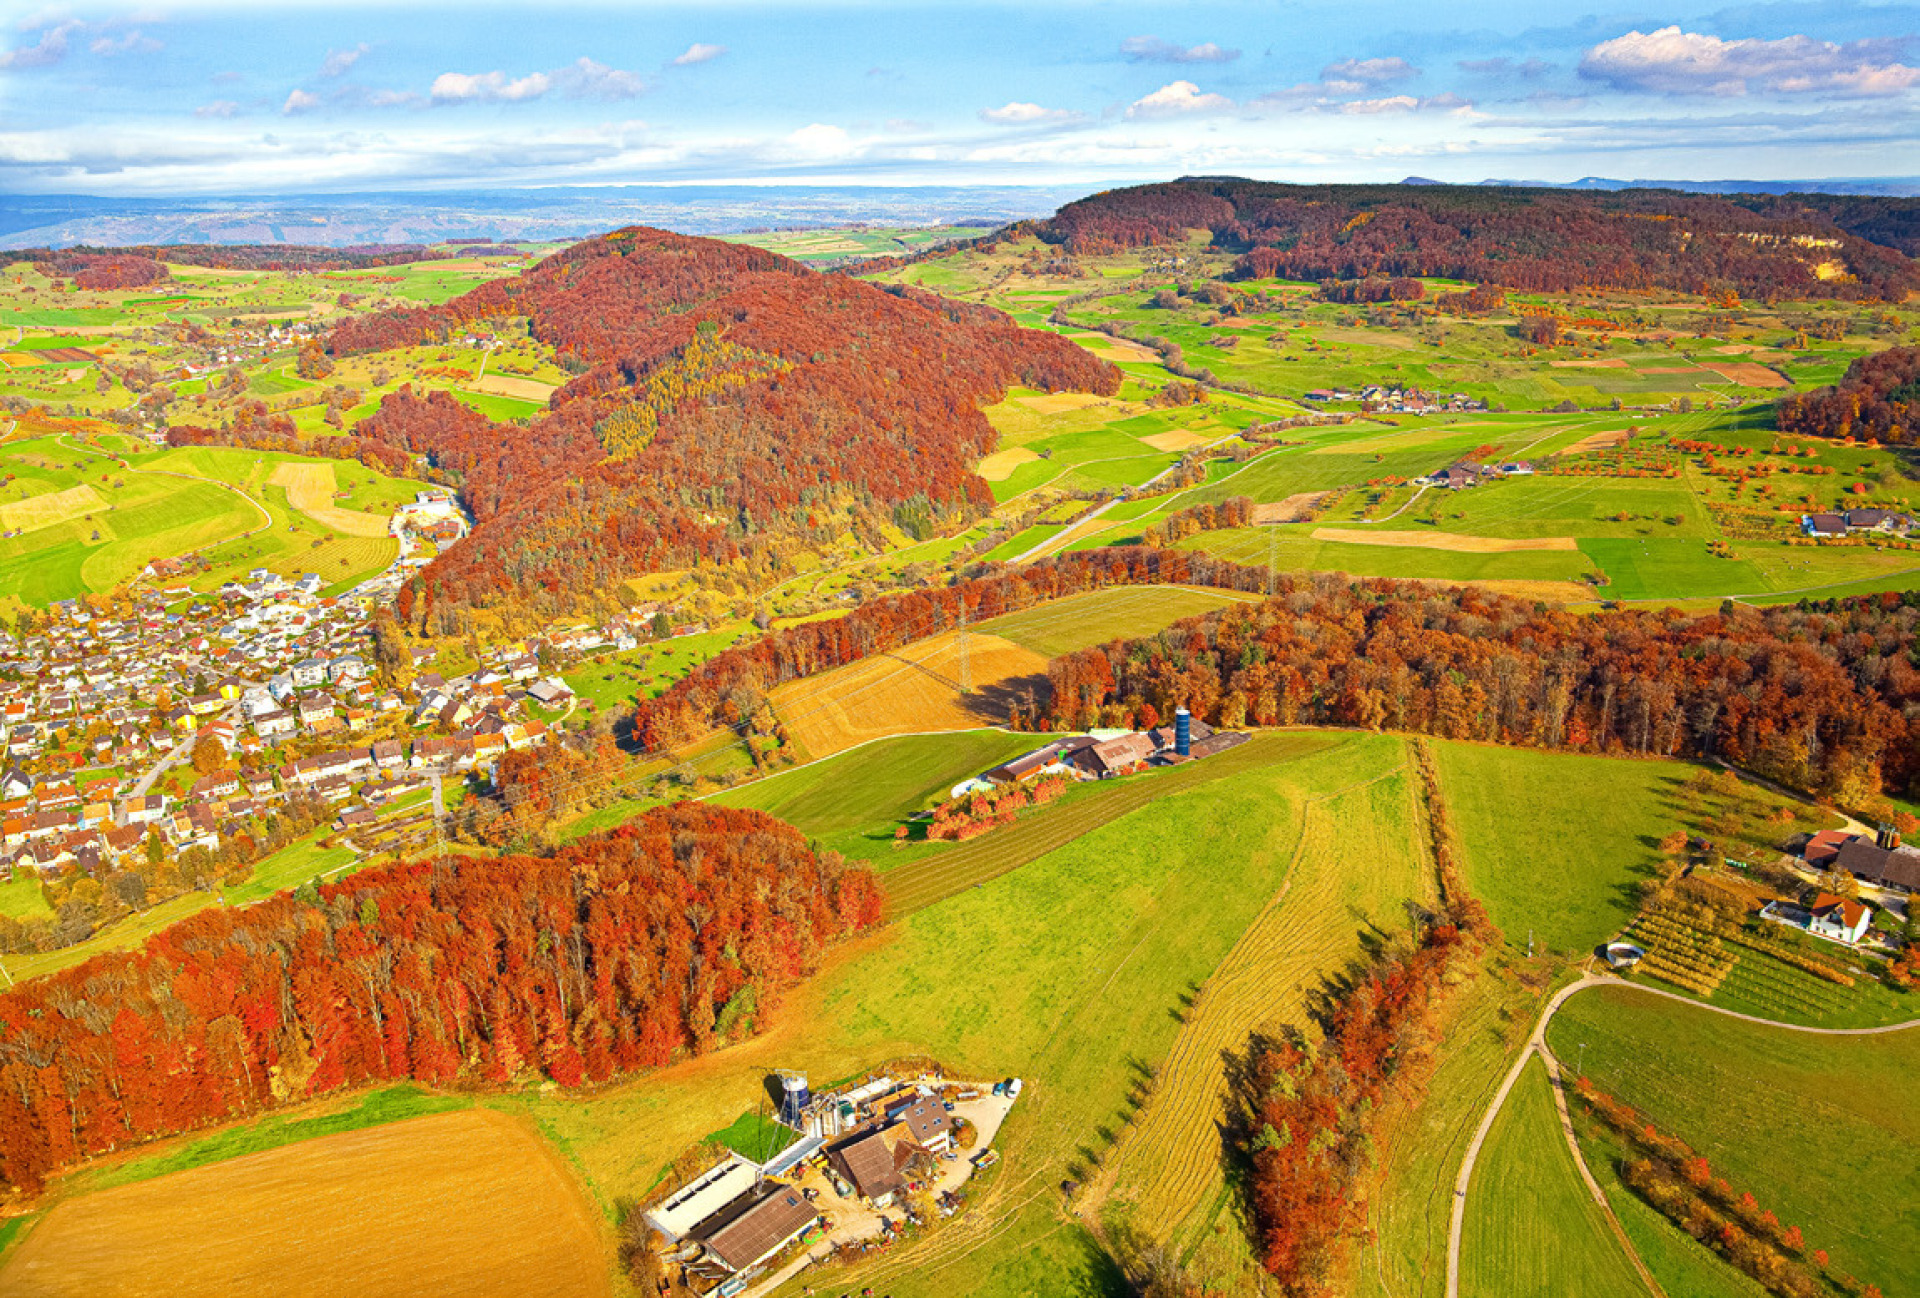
xmin=0 ymin=1109 xmax=611 ymax=1298
xmin=267 ymin=534 xmax=397 ymax=585
xmin=1141 ymin=428 xmax=1210 ymax=452
xmin=268 ymin=461 xmax=393 ymax=538
xmin=770 ymin=630 xmax=1047 ymax=759
xmin=1312 ymin=527 xmax=1579 ymax=553
xmin=975 ymin=446 xmax=1040 ymax=481
xmin=0 ymin=484 xmax=106 ymax=533
xmin=1701 ymin=361 xmax=1790 ymax=387
xmin=1251 ymin=492 xmax=1329 ymax=524
xmin=1562 ymin=428 xmax=1631 ymax=454
xmin=469 ymin=373 xmax=558 ymax=402
xmin=1016 ymin=392 xmax=1109 ymax=414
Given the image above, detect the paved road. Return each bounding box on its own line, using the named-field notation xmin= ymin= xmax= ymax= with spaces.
xmin=1445 ymin=975 xmax=1920 ymax=1298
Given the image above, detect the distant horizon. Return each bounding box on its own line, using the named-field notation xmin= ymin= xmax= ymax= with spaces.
xmin=4 ymin=2 xmax=1916 ymax=196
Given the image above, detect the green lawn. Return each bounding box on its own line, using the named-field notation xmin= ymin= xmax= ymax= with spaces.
xmin=1432 ymin=743 xmax=1684 ymax=955
xmin=710 ymin=729 xmax=1037 ymax=860
xmin=977 ymin=584 xmax=1246 ymax=657
xmin=1549 ymin=986 xmax=1920 ymax=1298
xmin=0 ymin=874 xmax=51 ymax=920
xmin=1461 ymin=1057 xmax=1646 ymax=1298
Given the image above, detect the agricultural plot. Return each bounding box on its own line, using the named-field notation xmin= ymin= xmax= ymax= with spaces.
xmin=767 ymin=630 xmax=1047 ymax=760
xmin=1459 ymin=1058 xmax=1649 ymax=1298
xmin=0 ymin=1109 xmax=610 ymax=1298
xmin=1431 ymin=743 xmax=1690 ymax=955
xmin=520 ymin=730 xmax=1371 ymax=1298
xmin=977 ymin=584 xmax=1247 ymax=656
xmin=1549 ymin=987 xmax=1920 ymax=1298
xmin=1093 ymin=739 xmax=1429 ymax=1269
xmin=711 ymin=729 xmax=1040 ymax=861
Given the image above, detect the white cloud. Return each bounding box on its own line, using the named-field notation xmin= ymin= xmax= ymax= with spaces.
xmin=979 ymin=101 xmax=1083 ymax=125
xmin=671 ymin=43 xmax=727 ymax=67
xmin=430 ymin=69 xmax=553 ymax=103
xmin=321 ymin=43 xmax=369 ymax=78
xmin=785 ymin=123 xmax=853 ymax=158
xmin=1321 ymin=56 xmax=1418 ymax=85
xmin=194 ymin=100 xmax=240 ymax=119
xmin=1122 ymin=36 xmax=1240 ymax=64
xmin=282 ymin=88 xmax=321 ymax=115
xmin=552 ymin=57 xmax=644 ymax=100
xmin=1580 ymin=27 xmax=1920 ymax=97
xmin=0 ymin=18 xmax=78 ymax=70
xmin=1126 ymin=80 xmax=1235 ymax=119
xmin=1341 ymin=92 xmax=1473 ymax=115
xmin=90 ymin=29 xmax=161 ymax=56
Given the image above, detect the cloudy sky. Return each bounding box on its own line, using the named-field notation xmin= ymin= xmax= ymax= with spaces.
xmin=1 ymin=0 xmax=1917 ymax=194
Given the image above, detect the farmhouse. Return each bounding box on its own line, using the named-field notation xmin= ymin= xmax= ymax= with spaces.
xmin=1801 ymin=513 xmax=1848 ymax=538
xmin=1834 ymin=838 xmax=1920 ymax=894
xmin=827 ymin=1128 xmax=907 ymax=1206
xmin=1072 ymin=732 xmax=1156 ymax=778
xmin=1808 ymin=892 xmax=1873 ymax=945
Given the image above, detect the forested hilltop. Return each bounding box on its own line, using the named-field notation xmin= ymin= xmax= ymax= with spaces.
xmin=1011 ymin=179 xmax=1920 ymax=300
xmin=305 ymin=227 xmax=1116 ymax=625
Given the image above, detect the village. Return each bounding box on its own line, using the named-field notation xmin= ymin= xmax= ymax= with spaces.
xmin=639 ymin=1068 xmax=1020 ymax=1298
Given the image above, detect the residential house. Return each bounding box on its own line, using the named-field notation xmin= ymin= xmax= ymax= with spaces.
xmin=1802 ymin=513 xmax=1848 ymax=538
xmin=828 ymin=1128 xmax=907 ymax=1206
xmin=1808 ymin=892 xmax=1873 ymax=945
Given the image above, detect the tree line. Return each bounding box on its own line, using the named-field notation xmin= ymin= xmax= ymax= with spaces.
xmin=0 ymin=803 xmax=884 ymax=1194
xmin=1018 ymin=180 xmax=1918 ymax=301
xmin=1776 ymin=344 xmax=1919 ymax=446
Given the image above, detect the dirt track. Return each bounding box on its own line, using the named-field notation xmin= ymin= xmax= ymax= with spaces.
xmin=0 ymin=1108 xmax=610 ymax=1298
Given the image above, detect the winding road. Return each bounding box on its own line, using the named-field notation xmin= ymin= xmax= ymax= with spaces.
xmin=1445 ymin=975 xmax=1920 ymax=1298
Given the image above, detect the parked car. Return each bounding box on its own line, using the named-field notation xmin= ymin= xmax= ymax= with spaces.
xmin=1005 ymin=1077 xmax=1024 ymax=1098
xmin=991 ymin=1081 xmax=1005 ymax=1097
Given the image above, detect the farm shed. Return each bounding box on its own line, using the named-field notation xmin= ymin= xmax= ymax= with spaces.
xmin=643 ymin=1154 xmax=759 ymax=1242
xmin=828 ymin=1129 xmax=907 ymax=1206
xmin=1073 ymin=732 xmax=1156 ymax=778
xmin=693 ymin=1185 xmax=819 ymax=1273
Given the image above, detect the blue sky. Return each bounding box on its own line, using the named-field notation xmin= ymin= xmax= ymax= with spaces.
xmin=1 ymin=0 xmax=1917 ymax=193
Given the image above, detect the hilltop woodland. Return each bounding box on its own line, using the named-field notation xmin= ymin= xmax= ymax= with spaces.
xmin=0 ymin=803 xmax=884 ymax=1195
xmin=1777 ymin=343 xmax=1920 ymax=445
xmin=1014 ymin=180 xmax=1919 ymax=300
xmin=309 ymin=228 xmax=1112 ymax=626
xmin=619 ymin=543 xmax=1919 ymax=806
xmin=0 ymin=244 xmax=454 ymax=276
xmin=1045 ymin=575 xmax=1920 ymax=804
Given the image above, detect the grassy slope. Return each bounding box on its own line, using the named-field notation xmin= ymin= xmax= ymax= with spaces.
xmin=518 ymin=734 xmax=1385 ymax=1298
xmin=977 ymin=584 xmax=1247 ymax=657
xmin=1548 ymin=986 xmax=1920 ymax=1297
xmin=709 ymin=729 xmax=1037 ymax=861
xmin=1433 ymin=743 xmax=1683 ymax=956
xmin=1461 ymin=1056 xmax=1647 ymax=1298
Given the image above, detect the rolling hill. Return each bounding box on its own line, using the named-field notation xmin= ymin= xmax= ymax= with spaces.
xmin=316 ymin=227 xmax=1117 ymax=623
xmin=1012 ymin=178 xmax=1920 ymax=300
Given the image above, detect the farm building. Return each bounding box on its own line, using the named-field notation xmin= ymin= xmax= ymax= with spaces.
xmin=1072 ymin=732 xmax=1157 ymax=778
xmin=1834 ymin=838 xmax=1920 ymax=894
xmin=643 ymin=1154 xmax=761 ymax=1242
xmin=688 ymin=1184 xmax=819 ymax=1275
xmin=884 ymin=1094 xmax=955 ymax=1155
xmin=1801 ymin=512 xmax=1849 ymax=538
xmin=827 ymin=1129 xmax=908 ymax=1206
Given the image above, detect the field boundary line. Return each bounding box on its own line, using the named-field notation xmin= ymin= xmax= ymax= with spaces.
xmin=1447 ymin=975 xmax=1920 ymax=1298
xmin=1539 ymin=1046 xmax=1670 ymax=1298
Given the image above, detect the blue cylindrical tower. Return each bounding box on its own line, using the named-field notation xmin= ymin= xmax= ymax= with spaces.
xmin=1175 ymin=707 xmax=1191 ymax=757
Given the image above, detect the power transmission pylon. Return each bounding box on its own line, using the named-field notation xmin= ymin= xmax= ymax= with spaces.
xmin=957 ymin=602 xmax=971 ymax=693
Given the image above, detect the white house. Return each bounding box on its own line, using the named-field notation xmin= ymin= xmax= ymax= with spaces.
xmin=1808 ymin=893 xmax=1873 ymax=945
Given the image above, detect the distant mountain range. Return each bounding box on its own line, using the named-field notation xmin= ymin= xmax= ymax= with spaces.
xmin=0 ymin=185 xmax=1085 ymax=251
xmin=1402 ymin=176 xmax=1920 ymax=198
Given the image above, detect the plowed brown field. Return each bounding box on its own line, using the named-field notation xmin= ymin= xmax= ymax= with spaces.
xmin=0 ymin=1109 xmax=610 ymax=1298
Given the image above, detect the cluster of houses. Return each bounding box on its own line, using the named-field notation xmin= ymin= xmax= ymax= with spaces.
xmin=172 ymin=320 xmax=322 ymax=381
xmin=388 ymin=490 xmax=468 ymax=547
xmin=1302 ymin=384 xmax=1487 ymax=414
xmin=1799 ymin=508 xmax=1914 ymax=540
xmin=1415 ymin=458 xmax=1535 ymax=490
xmin=642 ymin=1071 xmax=1010 ymax=1296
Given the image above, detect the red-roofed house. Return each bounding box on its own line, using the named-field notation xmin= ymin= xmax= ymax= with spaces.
xmin=1808 ymin=892 xmax=1872 ymax=945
